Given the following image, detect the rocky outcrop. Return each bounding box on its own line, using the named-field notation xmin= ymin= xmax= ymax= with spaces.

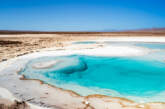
xmin=0 ymin=99 xmax=30 ymax=109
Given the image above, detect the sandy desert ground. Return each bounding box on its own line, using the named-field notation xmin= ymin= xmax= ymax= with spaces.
xmin=1 ymin=30 xmax=165 ymax=62
xmin=0 ymin=34 xmax=102 ymax=62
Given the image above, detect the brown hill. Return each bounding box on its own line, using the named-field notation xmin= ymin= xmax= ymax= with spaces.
xmin=0 ymin=28 xmax=165 ymax=36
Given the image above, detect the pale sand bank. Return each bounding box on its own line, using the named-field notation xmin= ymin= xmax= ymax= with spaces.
xmin=0 ymin=36 xmax=165 ymax=109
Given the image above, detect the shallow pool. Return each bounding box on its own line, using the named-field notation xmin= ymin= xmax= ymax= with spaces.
xmin=135 ymin=43 xmax=165 ymax=49
xmin=104 ymin=41 xmax=165 ymax=49
xmin=19 ymin=42 xmax=165 ymax=102
xmin=20 ymin=55 xmax=165 ymax=101
xmin=73 ymin=41 xmax=97 ymax=44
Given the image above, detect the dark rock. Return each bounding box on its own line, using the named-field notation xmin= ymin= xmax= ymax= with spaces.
xmin=1 ymin=59 xmax=7 ymax=61
xmin=0 ymin=100 xmax=30 ymax=109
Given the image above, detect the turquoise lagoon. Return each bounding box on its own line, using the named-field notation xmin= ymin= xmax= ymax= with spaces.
xmin=104 ymin=41 xmax=165 ymax=49
xmin=20 ymin=42 xmax=165 ymax=102
xmin=72 ymin=41 xmax=97 ymax=44
xmin=136 ymin=43 xmax=165 ymax=49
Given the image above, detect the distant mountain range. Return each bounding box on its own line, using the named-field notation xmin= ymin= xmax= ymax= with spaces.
xmin=0 ymin=28 xmax=165 ymax=36
xmin=123 ymin=28 xmax=165 ymax=32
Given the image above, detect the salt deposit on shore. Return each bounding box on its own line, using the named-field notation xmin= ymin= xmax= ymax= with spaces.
xmin=1 ymin=37 xmax=165 ymax=109
xmin=32 ymin=60 xmax=59 ymax=69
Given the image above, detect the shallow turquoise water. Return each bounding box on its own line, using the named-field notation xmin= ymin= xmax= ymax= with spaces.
xmin=104 ymin=41 xmax=165 ymax=49
xmin=135 ymin=43 xmax=165 ymax=49
xmin=73 ymin=41 xmax=97 ymax=44
xmin=19 ymin=42 xmax=165 ymax=102
xmin=73 ymin=41 xmax=165 ymax=49
xmin=20 ymin=55 xmax=165 ymax=99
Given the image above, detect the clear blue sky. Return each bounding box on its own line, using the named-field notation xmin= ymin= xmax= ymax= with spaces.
xmin=0 ymin=0 xmax=165 ymax=31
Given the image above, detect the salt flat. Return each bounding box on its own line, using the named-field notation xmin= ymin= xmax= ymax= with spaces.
xmin=1 ymin=36 xmax=165 ymax=109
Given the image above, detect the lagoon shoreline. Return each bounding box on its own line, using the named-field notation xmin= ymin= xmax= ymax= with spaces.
xmin=1 ymin=34 xmax=165 ymax=109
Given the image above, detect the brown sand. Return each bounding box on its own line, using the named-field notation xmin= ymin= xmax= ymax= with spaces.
xmin=0 ymin=34 xmax=99 ymax=62
xmin=1 ymin=32 xmax=165 ymax=62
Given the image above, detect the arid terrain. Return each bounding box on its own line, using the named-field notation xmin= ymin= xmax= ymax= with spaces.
xmin=0 ymin=34 xmax=98 ymax=62
xmin=0 ymin=29 xmax=165 ymax=109
xmin=0 ymin=29 xmax=165 ymax=62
